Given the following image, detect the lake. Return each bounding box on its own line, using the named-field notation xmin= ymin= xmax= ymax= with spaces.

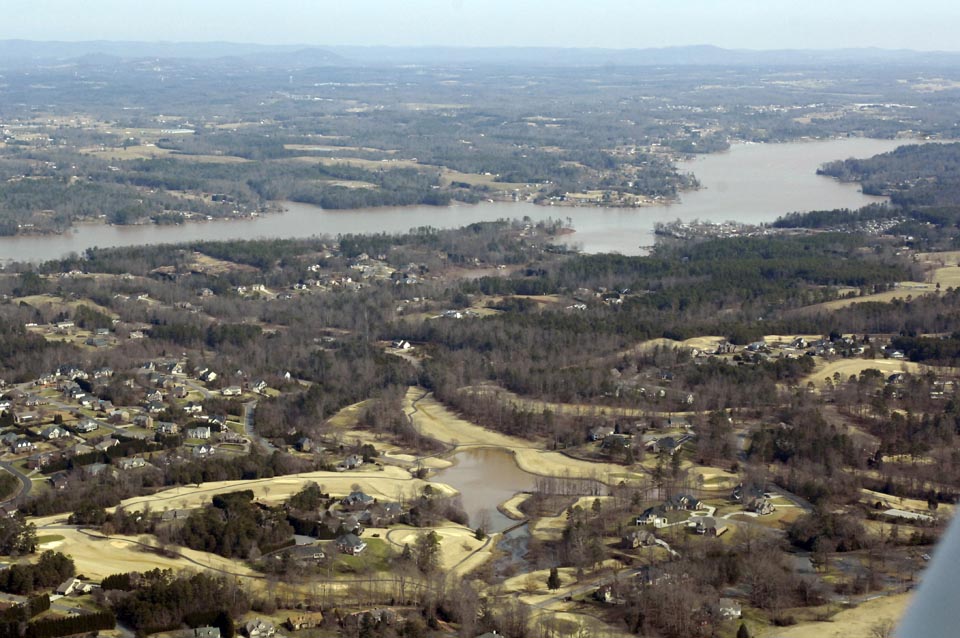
xmin=430 ymin=448 xmax=536 ymax=533
xmin=0 ymin=137 xmax=908 ymax=263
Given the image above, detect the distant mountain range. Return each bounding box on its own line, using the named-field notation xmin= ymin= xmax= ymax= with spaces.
xmin=2 ymin=39 xmax=960 ymax=68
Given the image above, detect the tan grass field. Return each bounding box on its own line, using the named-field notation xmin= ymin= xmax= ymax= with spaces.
xmin=191 ymin=252 xmax=259 ymax=274
xmin=37 ymin=529 xmax=260 ymax=581
xmin=499 ymin=493 xmax=530 ymax=520
xmin=32 ymin=466 xmax=455 ymax=529
xmin=406 ymin=389 xmax=635 ymax=483
xmin=810 ymin=251 xmax=960 ymax=310
xmin=861 ymin=488 xmax=954 ymax=515
xmin=385 ymin=526 xmax=491 ymax=574
xmin=760 ymin=594 xmax=911 ymax=638
xmin=16 ymin=295 xmax=118 ymax=319
xmin=803 ymin=358 xmax=933 ymax=387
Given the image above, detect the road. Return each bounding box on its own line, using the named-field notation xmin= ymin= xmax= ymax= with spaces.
xmin=0 ymin=460 xmax=32 ymax=505
xmin=242 ymin=401 xmax=277 ymax=452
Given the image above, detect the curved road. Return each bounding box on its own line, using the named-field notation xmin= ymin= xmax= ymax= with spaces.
xmin=0 ymin=460 xmax=31 ymax=505
xmin=242 ymin=400 xmax=277 ymax=452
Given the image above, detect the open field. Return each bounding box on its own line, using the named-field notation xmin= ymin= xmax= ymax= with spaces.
xmin=802 ymin=358 xmax=935 ymax=388
xmin=16 ymin=294 xmax=118 ymax=319
xmin=499 ymin=493 xmax=530 ymax=519
xmin=462 ymin=385 xmax=651 ymax=419
xmin=760 ymin=594 xmax=911 ymax=638
xmin=31 ymin=466 xmax=455 ymax=529
xmin=810 ymin=251 xmax=960 ymax=311
xmin=385 ymin=526 xmax=491 ymax=574
xmin=406 ymin=389 xmax=638 ymax=483
xmin=37 ymin=529 xmax=261 ymax=581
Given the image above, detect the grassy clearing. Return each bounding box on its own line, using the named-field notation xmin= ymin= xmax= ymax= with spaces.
xmin=759 ymin=593 xmax=911 ymax=638
xmin=36 ymin=528 xmax=261 ymax=581
xmin=16 ymin=295 xmax=118 ymax=319
xmin=31 ymin=466 xmax=456 ymax=530
xmin=336 ymin=538 xmax=394 ymax=573
xmin=385 ymin=526 xmax=490 ymax=574
xmin=802 ymin=359 xmax=936 ymax=388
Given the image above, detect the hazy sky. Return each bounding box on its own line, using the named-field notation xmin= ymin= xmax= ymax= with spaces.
xmin=7 ymin=0 xmax=960 ymax=50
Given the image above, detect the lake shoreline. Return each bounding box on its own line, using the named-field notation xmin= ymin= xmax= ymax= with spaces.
xmin=0 ymin=137 xmax=910 ymax=263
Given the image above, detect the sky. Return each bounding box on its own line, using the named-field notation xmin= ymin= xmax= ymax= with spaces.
xmin=5 ymin=0 xmax=960 ymax=51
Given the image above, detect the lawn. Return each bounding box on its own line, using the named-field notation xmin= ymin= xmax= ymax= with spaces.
xmin=335 ymin=538 xmax=394 ymax=573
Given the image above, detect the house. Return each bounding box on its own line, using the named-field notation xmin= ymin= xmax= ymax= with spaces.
xmin=718 ymin=598 xmax=742 ymax=620
xmin=56 ymin=577 xmax=95 ymax=596
xmin=26 ymin=452 xmax=54 ymax=469
xmin=14 ymin=412 xmax=39 ymax=425
xmin=221 ymin=386 xmax=242 ymax=397
xmin=49 ymin=472 xmax=69 ymax=491
xmin=621 ymin=529 xmax=657 ymax=549
xmin=173 ymin=386 xmax=189 ymax=399
xmin=337 ymin=454 xmax=364 ymax=471
xmin=284 ymin=613 xmax=324 ymax=631
xmin=636 ymin=506 xmax=668 ymax=528
xmin=392 ymin=340 xmax=412 ymax=350
xmin=198 ymin=369 xmax=218 ymax=383
xmin=163 ymin=361 xmax=185 ymax=376
xmin=74 ymin=419 xmax=99 ymax=433
xmin=694 ymin=516 xmax=728 ymax=537
xmin=746 ymin=496 xmax=775 ymax=515
xmin=95 ymin=399 xmax=114 ymax=412
xmin=589 ymin=425 xmax=615 ymax=441
xmin=295 ymin=437 xmax=314 ymax=453
xmin=368 ymin=502 xmax=403 ymax=527
xmin=252 ymin=380 xmax=268 ymax=394
xmin=184 ymin=402 xmax=203 ymax=414
xmin=731 ymin=482 xmax=766 ymax=503
xmin=145 ymin=401 xmax=166 ymax=414
xmin=646 ymin=436 xmax=685 ymax=456
xmin=186 ymin=426 xmax=212 ymax=440
xmin=342 ymin=491 xmax=375 ymax=508
xmin=116 ymin=457 xmax=147 ymax=471
xmin=336 ymin=533 xmax=367 ymax=555
xmin=242 ymin=619 xmax=276 ymax=638
xmin=109 ymin=409 xmax=130 ymax=423
xmin=193 ymin=444 xmax=216 ymax=457
xmin=83 ymin=463 xmax=112 ymax=478
xmin=95 ymin=438 xmax=119 ymax=452
xmin=68 ymin=443 xmax=94 ymax=457
xmin=156 ymin=422 xmax=179 ymax=435
xmin=133 ymin=414 xmax=154 ymax=429
xmin=193 ymin=628 xmax=221 ymax=638
xmin=41 ymin=426 xmax=69 ymax=440
xmin=593 ymin=584 xmax=623 ymax=605
xmin=665 ymin=493 xmax=702 ymax=511
xmin=11 ymin=439 xmax=35 ymax=454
